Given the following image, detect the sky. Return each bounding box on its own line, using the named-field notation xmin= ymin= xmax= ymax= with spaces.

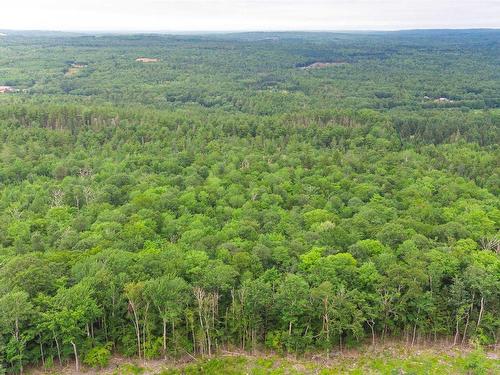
xmin=0 ymin=0 xmax=498 ymax=32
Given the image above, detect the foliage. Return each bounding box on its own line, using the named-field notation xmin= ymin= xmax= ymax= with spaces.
xmin=0 ymin=30 xmax=498 ymax=372
xmin=83 ymin=343 xmax=112 ymax=368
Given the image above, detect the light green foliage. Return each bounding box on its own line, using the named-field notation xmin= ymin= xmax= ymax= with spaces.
xmin=83 ymin=344 xmax=112 ymax=368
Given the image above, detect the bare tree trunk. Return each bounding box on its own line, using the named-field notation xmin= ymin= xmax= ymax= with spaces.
xmin=462 ymin=293 xmax=474 ymax=345
xmin=70 ymin=341 xmax=79 ymax=373
xmin=194 ymin=287 xmax=206 ymax=356
xmin=54 ymin=333 xmax=62 ymax=365
xmin=476 ymin=297 xmax=484 ymax=331
xmin=367 ymin=320 xmax=375 ymax=346
xmin=15 ymin=318 xmax=19 ymax=341
xmin=453 ymin=318 xmax=460 ymax=346
xmin=130 ymin=304 xmax=142 ymax=359
xmin=411 ymin=324 xmax=417 ymax=347
xmin=142 ymin=303 xmax=149 ymax=362
xmin=39 ymin=335 xmax=45 ymax=367
xmin=462 ymin=293 xmax=475 ymax=346
xmin=163 ymin=319 xmax=167 ymax=359
xmin=206 ymin=318 xmax=212 ymax=356
xmin=462 ymin=312 xmax=470 ymax=345
xmin=323 ymin=297 xmax=330 ymax=359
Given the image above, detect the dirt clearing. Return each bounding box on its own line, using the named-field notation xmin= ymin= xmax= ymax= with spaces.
xmin=300 ymin=61 xmax=349 ymax=69
xmin=0 ymin=86 xmax=16 ymax=93
xmin=65 ymin=63 xmax=88 ymax=77
xmin=136 ymin=57 xmax=160 ymax=63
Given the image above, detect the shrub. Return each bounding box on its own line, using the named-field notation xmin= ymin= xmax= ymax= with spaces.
xmin=114 ymin=363 xmax=145 ymax=375
xmin=83 ymin=343 xmax=112 ymax=368
xmin=144 ymin=337 xmax=163 ymax=360
xmin=462 ymin=343 xmax=490 ymax=375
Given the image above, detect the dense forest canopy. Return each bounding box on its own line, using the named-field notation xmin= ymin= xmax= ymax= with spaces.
xmin=0 ymin=30 xmax=498 ymax=373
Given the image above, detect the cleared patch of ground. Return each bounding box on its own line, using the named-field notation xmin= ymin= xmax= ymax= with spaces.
xmin=136 ymin=57 xmax=160 ymax=63
xmin=0 ymin=85 xmax=16 ymax=93
xmin=423 ymin=96 xmax=455 ymax=103
xmin=65 ymin=63 xmax=88 ymax=77
xmin=434 ymin=97 xmax=454 ymax=103
xmin=25 ymin=344 xmax=500 ymax=374
xmin=300 ymin=62 xmax=349 ymax=69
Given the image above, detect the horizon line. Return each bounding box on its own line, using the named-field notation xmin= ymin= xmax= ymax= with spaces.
xmin=1 ymin=27 xmax=499 ymax=35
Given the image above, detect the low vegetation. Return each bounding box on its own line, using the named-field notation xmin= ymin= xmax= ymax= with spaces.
xmin=27 ymin=345 xmax=500 ymax=374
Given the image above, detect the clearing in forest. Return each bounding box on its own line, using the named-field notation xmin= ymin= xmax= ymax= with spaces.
xmin=136 ymin=57 xmax=160 ymax=63
xmin=0 ymin=85 xmax=16 ymax=93
xmin=65 ymin=63 xmax=88 ymax=76
xmin=300 ymin=61 xmax=349 ymax=69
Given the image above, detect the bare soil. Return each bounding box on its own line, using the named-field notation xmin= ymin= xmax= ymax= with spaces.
xmin=136 ymin=57 xmax=160 ymax=63
xmin=65 ymin=64 xmax=87 ymax=77
xmin=0 ymin=85 xmax=15 ymax=93
xmin=301 ymin=62 xmax=349 ymax=69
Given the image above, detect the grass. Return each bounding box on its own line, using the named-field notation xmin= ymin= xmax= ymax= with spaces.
xmin=25 ymin=345 xmax=499 ymax=374
xmin=112 ymin=363 xmax=146 ymax=375
xmin=155 ymin=347 xmax=499 ymax=375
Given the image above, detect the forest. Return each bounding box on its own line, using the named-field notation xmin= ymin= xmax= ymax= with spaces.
xmin=0 ymin=30 xmax=498 ymax=373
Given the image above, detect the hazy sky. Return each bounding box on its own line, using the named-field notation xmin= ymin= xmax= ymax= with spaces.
xmin=1 ymin=0 xmax=498 ymax=32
